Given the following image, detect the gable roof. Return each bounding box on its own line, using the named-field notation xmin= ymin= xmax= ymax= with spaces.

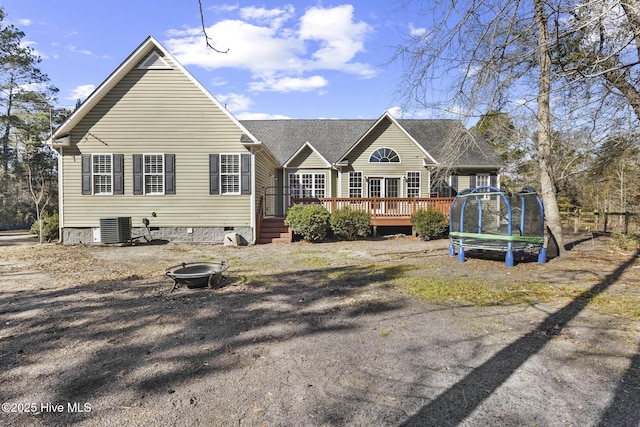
xmin=396 ymin=119 xmax=503 ymax=168
xmin=242 ymin=113 xmax=503 ymax=169
xmin=240 ymin=119 xmax=374 ymax=165
xmin=284 ymin=141 xmax=332 ymax=168
xmin=49 ymin=36 xmax=261 ymax=146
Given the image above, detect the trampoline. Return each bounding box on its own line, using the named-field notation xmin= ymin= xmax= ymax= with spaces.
xmin=448 ymin=186 xmax=546 ymax=267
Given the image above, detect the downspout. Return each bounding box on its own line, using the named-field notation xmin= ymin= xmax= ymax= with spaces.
xmin=250 ymin=145 xmax=263 ymax=245
xmin=46 ymin=137 xmax=65 ymax=244
xmin=331 ymin=162 xmax=341 ymax=198
xmin=57 ymin=145 xmax=64 ymax=243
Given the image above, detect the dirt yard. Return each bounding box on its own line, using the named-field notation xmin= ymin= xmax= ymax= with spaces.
xmin=0 ymin=231 xmax=639 ymax=426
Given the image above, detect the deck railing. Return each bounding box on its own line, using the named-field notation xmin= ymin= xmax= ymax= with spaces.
xmin=291 ymin=197 xmax=454 ymax=222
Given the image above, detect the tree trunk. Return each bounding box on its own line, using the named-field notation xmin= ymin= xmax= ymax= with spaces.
xmin=535 ymin=0 xmax=566 ymax=257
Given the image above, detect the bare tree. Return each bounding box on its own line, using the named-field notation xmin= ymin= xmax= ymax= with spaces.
xmin=25 ymin=161 xmax=53 ymax=244
xmin=557 ymin=0 xmax=640 ymax=124
xmin=395 ymin=0 xmax=568 ymax=255
xmin=535 ymin=0 xmax=566 ymax=255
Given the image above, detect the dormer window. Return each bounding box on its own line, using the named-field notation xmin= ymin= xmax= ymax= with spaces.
xmin=369 ymin=147 xmax=400 ymax=163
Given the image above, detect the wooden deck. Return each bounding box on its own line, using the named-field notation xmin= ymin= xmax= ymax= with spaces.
xmin=292 ymin=197 xmax=454 ymax=227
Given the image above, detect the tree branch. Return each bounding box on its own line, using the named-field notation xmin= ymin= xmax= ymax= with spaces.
xmin=198 ymin=0 xmax=229 ymax=54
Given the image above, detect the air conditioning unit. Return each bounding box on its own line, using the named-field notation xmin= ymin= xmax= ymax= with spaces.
xmin=99 ymin=217 xmax=132 ymax=244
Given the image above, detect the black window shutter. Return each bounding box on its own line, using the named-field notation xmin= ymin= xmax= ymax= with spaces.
xmin=113 ymin=154 xmax=124 ymax=195
xmin=164 ymin=154 xmax=175 ymax=195
xmin=450 ymin=175 xmax=458 ymax=194
xmin=81 ymin=154 xmax=91 ymax=195
xmin=469 ymin=174 xmax=477 ymax=188
xmin=490 ymin=174 xmax=497 ymax=188
xmin=241 ymin=153 xmax=251 ymax=195
xmin=209 ymin=154 xmax=219 ymax=195
xmin=133 ymin=154 xmax=143 ymax=195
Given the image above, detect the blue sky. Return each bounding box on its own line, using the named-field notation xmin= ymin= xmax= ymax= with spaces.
xmin=0 ymin=0 xmax=441 ymax=120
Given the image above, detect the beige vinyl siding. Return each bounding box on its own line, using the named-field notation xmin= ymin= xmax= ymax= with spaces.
xmin=287 ymin=145 xmax=328 ymax=169
xmin=330 ymin=169 xmax=338 ymax=198
xmin=457 ymin=175 xmax=471 ymax=192
xmin=341 ymin=117 xmax=428 ymax=197
xmin=254 ymin=148 xmax=280 ymax=214
xmin=62 ymin=54 xmax=252 ymax=228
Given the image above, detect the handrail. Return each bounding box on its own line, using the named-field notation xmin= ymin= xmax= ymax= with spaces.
xmin=291 ymin=197 xmax=454 ymax=218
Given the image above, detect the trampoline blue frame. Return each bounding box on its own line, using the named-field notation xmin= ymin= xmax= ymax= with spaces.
xmin=448 ymin=186 xmax=547 ymax=267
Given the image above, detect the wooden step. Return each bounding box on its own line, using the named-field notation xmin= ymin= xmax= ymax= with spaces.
xmin=257 ymin=217 xmax=292 ymax=244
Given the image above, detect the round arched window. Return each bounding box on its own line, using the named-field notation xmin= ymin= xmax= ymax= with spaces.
xmin=369 ymin=147 xmax=400 ymax=163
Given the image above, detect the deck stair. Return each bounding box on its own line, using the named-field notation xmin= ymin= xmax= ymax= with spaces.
xmin=257 ymin=217 xmax=292 ymax=244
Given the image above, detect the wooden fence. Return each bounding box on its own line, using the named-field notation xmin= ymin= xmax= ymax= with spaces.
xmin=561 ymin=211 xmax=637 ymax=234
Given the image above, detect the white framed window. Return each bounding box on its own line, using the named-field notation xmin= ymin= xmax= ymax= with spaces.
xmin=289 ymin=173 xmax=326 ymax=198
xmin=349 ymin=171 xmax=363 ymax=198
xmin=92 ymin=154 xmax=113 ymax=195
xmin=221 ymin=154 xmax=240 ymax=194
xmin=476 ymin=173 xmax=489 ymax=188
xmin=314 ymin=174 xmax=325 ymax=198
xmin=476 ymin=173 xmax=490 ymax=199
xmin=406 ymin=171 xmax=420 ymax=198
xmin=369 ymin=147 xmax=400 ymax=163
xmin=144 ymin=154 xmax=164 ymax=195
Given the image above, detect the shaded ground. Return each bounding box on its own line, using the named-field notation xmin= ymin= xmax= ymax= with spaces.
xmin=0 ymin=231 xmax=638 ymax=426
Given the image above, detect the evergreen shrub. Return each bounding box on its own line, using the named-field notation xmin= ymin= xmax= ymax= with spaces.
xmin=285 ymin=204 xmax=330 ymax=242
xmin=410 ymin=208 xmax=448 ymax=240
xmin=330 ymin=207 xmax=371 ymax=240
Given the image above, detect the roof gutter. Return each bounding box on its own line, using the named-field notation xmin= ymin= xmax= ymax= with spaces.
xmin=48 ymin=135 xmax=71 ymax=148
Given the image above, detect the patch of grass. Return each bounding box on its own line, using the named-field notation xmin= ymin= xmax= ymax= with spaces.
xmin=287 ymin=248 xmax=321 ymax=256
xmin=167 ymin=247 xmax=193 ymax=253
xmin=611 ymin=231 xmax=640 ymax=252
xmin=588 ymin=294 xmax=640 ymax=319
xmin=399 ymin=277 xmax=640 ymax=319
xmin=298 ymin=256 xmax=331 ymax=268
xmin=400 ymin=277 xmax=575 ymax=306
xmin=379 ymin=329 xmax=390 ymax=338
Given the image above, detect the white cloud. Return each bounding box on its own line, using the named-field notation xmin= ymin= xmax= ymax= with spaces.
xmin=215 ymin=92 xmax=252 ymax=112
xmin=249 ymin=75 xmax=328 ymax=92
xmin=164 ymin=4 xmax=375 ymax=94
xmin=165 ymin=20 xmax=304 ymax=73
xmin=240 ymin=5 xmax=295 ymax=29
xmin=235 ymin=112 xmax=292 ymax=120
xmin=66 ymin=44 xmax=94 ymax=56
xmin=409 ymin=23 xmax=427 ymax=37
xmin=387 ymin=106 xmax=404 ymax=118
xmin=207 ymin=3 xmax=239 ymax=14
xmin=18 ymin=19 xmax=33 ymax=27
xmin=68 ymin=84 xmax=95 ymax=101
xmin=209 ymin=76 xmax=229 ymax=87
xmin=299 ymin=5 xmax=374 ymax=76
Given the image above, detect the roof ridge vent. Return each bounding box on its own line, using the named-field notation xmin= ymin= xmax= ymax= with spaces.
xmin=138 ymin=51 xmax=172 ymax=70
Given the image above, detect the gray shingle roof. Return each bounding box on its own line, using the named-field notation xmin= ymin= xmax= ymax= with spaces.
xmin=396 ymin=119 xmax=504 ymax=167
xmin=240 ymin=116 xmax=503 ymax=168
xmin=240 ymin=119 xmax=374 ymax=165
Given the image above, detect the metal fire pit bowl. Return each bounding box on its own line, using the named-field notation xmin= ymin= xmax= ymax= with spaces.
xmin=165 ymin=261 xmax=229 ymax=293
